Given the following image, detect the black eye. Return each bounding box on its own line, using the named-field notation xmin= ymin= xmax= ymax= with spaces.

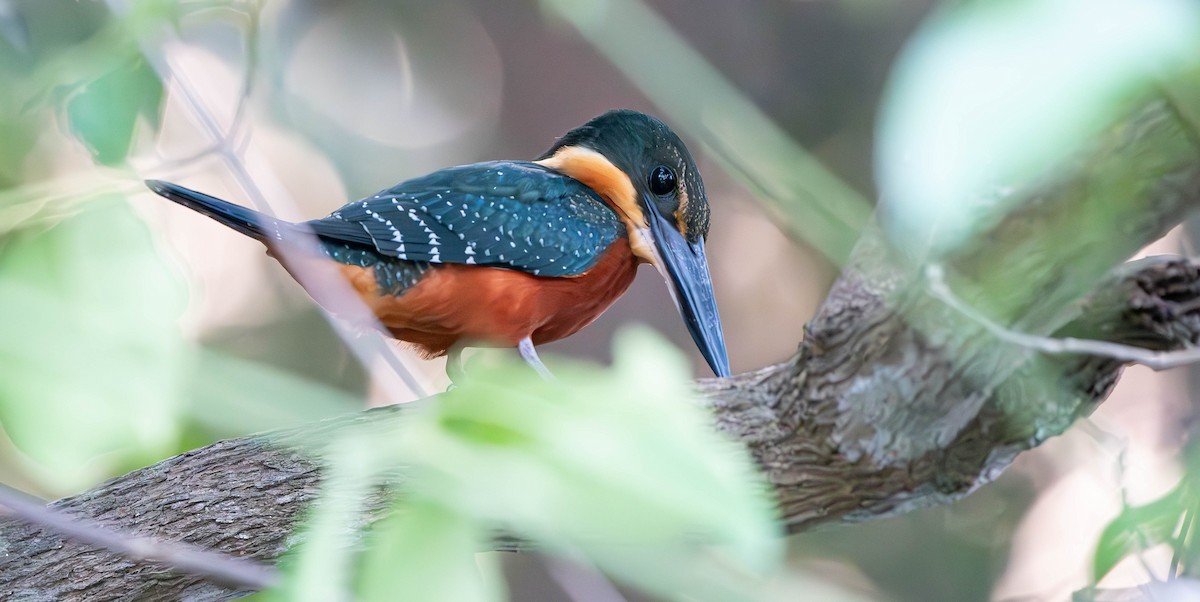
xmin=648 ymin=165 xmax=676 ymax=196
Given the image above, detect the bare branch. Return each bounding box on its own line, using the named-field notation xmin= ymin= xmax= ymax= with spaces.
xmin=0 ymin=483 xmax=278 ymax=592
xmin=926 ymin=263 xmax=1200 ymax=371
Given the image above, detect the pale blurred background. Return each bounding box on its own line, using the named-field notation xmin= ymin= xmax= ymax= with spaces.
xmin=0 ymin=0 xmax=1193 ymax=599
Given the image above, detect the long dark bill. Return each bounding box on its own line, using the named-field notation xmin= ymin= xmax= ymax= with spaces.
xmin=645 ymin=201 xmax=732 ymax=377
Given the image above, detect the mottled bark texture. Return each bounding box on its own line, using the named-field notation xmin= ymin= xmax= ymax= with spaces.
xmin=3 ymin=95 xmax=1200 ymax=600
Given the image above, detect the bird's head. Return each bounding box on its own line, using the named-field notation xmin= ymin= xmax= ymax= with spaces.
xmin=536 ymin=109 xmax=730 ymax=377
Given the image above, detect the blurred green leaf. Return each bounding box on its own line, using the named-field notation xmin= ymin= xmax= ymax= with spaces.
xmin=1093 ymin=483 xmax=1186 ymax=582
xmin=0 ymin=114 xmax=37 ymax=190
xmin=1162 ymin=60 xmax=1200 ymax=143
xmin=268 ymin=437 xmax=379 ymax=602
xmin=185 ymin=347 xmax=362 ymax=438
xmin=400 ymin=327 xmax=782 ymax=598
xmin=877 ymin=0 xmax=1200 ymax=256
xmin=126 ymin=0 xmax=184 ymax=25
xmin=0 ymin=176 xmax=127 ymax=234
xmin=358 ymin=497 xmax=495 ymax=602
xmin=0 ymin=196 xmax=188 ymax=490
xmin=65 ymin=53 xmax=163 ymax=165
xmin=0 ymin=1 xmax=159 ymax=185
xmin=275 ymin=328 xmax=780 ymax=600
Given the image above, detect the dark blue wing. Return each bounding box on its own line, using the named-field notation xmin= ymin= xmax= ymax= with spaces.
xmin=307 ymin=161 xmax=623 ymax=277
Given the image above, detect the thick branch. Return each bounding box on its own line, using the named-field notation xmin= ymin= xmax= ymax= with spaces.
xmin=716 ymin=256 xmax=1200 ymax=530
xmin=747 ymin=97 xmax=1200 ymax=529
xmin=1 ymin=96 xmax=1199 ymax=599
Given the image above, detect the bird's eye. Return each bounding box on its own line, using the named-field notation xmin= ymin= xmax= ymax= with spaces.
xmin=648 ymin=165 xmax=676 ymax=196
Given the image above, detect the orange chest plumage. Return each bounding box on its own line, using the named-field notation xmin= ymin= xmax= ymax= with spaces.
xmin=337 ymin=237 xmax=639 ymax=357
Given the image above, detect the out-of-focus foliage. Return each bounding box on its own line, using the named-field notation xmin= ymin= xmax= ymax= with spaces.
xmin=1092 ymin=480 xmax=1187 ymax=582
xmin=66 ymin=55 xmax=162 ymax=165
xmin=358 ymin=498 xmax=497 ymax=602
xmin=262 ymin=1 xmax=504 ymax=187
xmin=0 ymin=0 xmax=362 ymax=492
xmin=866 ymin=0 xmax=1200 ymax=594
xmin=1090 ymin=444 xmax=1200 ymax=586
xmin=877 ymin=0 xmax=1200 ymax=258
xmin=270 ymin=437 xmax=385 ymax=602
xmin=0 ymin=1 xmax=204 ymax=492
xmin=270 ymin=329 xmax=783 ymax=601
xmin=186 ymin=347 xmax=363 ymax=436
xmin=539 ymin=0 xmax=872 ymax=263
xmin=0 ymin=0 xmax=178 ymax=171
xmin=0 ymin=198 xmax=187 ymax=490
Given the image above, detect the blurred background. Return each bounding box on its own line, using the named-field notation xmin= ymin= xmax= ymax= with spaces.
xmin=0 ymin=0 xmax=1194 ymax=600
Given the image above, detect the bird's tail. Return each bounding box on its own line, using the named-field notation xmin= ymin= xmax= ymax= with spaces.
xmin=145 ymin=180 xmax=290 ymax=243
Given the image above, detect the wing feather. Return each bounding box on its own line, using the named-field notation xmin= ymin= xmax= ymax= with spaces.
xmin=308 ymin=161 xmax=623 ymax=277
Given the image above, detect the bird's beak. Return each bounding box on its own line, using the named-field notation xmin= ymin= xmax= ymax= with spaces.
xmin=642 ymin=200 xmax=731 ymax=378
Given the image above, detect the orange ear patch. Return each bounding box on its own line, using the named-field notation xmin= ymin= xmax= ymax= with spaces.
xmin=536 ymin=147 xmax=644 ymax=227
xmin=536 ymin=146 xmax=659 ymax=265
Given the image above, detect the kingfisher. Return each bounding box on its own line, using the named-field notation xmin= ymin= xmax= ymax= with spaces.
xmin=146 ymin=109 xmax=730 ymax=379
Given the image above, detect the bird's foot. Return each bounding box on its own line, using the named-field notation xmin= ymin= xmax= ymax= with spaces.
xmin=518 ymin=337 xmax=556 ymax=381
xmin=445 ymin=345 xmax=466 ymax=390
xmin=442 ymin=340 xmax=555 ymax=385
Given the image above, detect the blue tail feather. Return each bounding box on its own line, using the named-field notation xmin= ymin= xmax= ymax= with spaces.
xmin=145 ymin=180 xmax=290 ymax=242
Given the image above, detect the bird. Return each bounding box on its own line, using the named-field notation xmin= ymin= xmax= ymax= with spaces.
xmin=146 ymin=109 xmax=730 ymax=380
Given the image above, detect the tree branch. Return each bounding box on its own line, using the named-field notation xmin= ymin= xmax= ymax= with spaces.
xmin=0 ymin=484 xmax=278 ymax=592
xmin=2 ymin=95 xmax=1200 ymax=599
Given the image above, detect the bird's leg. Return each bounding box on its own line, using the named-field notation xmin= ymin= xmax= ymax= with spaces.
xmin=445 ymin=344 xmax=467 ymax=389
xmin=518 ymin=337 xmax=555 ymax=381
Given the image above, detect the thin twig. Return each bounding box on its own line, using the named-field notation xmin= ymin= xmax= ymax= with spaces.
xmin=0 ymin=483 xmax=279 ymax=591
xmin=1170 ymin=506 xmax=1192 ymax=579
xmin=926 ymin=264 xmax=1200 ymax=370
xmin=545 ymin=554 xmax=630 ymax=602
xmin=130 ymin=6 xmax=432 ymax=398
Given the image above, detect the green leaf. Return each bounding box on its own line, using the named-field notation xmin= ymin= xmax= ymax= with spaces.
xmin=270 ymin=329 xmax=779 ymax=600
xmin=877 ymin=0 xmax=1200 ymax=257
xmin=358 ymin=497 xmax=497 ymax=602
xmin=65 ymin=52 xmax=162 ymax=165
xmin=185 ymin=347 xmax=362 ymax=438
xmin=0 ymin=197 xmax=189 ymax=490
xmin=1093 ymin=484 xmax=1186 ymax=582
xmin=399 ymin=327 xmax=783 ymax=598
xmin=0 ymin=115 xmax=38 ymax=190
xmin=267 ymin=438 xmax=380 ymax=602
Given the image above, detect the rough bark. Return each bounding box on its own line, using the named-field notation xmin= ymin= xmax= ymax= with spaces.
xmin=2 ymin=94 xmax=1200 ymax=599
